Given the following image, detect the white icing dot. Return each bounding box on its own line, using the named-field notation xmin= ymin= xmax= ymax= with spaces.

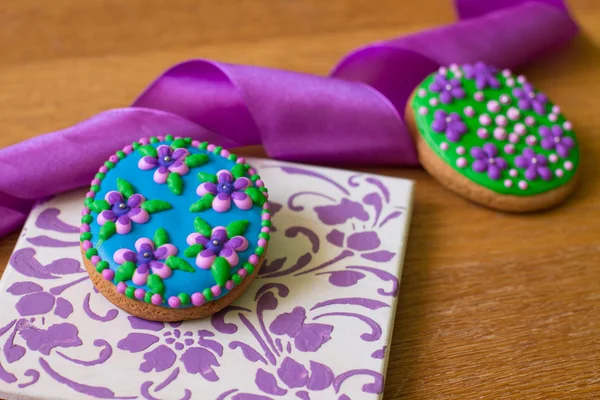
xmin=507 ymin=107 xmax=520 ymax=120
xmin=555 ymin=168 xmax=564 ymax=177
xmin=479 ymin=114 xmax=492 ymax=126
xmin=509 ymin=169 xmax=518 ymax=177
xmin=563 ymin=121 xmax=573 ymax=130
xmin=518 ymin=180 xmax=528 ymax=190
xmin=508 ymin=133 xmax=519 ymax=144
xmin=504 ymin=179 xmax=513 ymax=188
xmin=506 ymin=78 xmax=515 ymax=87
xmin=440 ymin=142 xmax=449 ymax=151
xmin=552 ymin=105 xmax=561 ymax=113
xmin=526 ymin=135 xmax=537 ymax=145
xmin=495 ymin=115 xmax=508 ymax=127
xmin=494 ymin=128 xmax=507 ymax=141
xmin=449 ymin=63 xmax=459 ymax=72
xmin=502 ymin=69 xmax=512 ymax=77
xmin=564 ymin=161 xmax=573 ymax=171
xmin=456 ymin=146 xmax=465 ymax=155
xmin=438 ymin=66 xmax=448 ymax=75
xmin=474 ymin=92 xmax=485 ymax=102
xmin=504 ymin=143 xmax=515 ymax=154
xmin=499 ymin=95 xmax=511 ymax=105
xmin=418 ymin=106 xmax=428 ymax=115
xmin=464 ymin=106 xmax=475 ymax=117
xmin=548 ymin=113 xmax=558 ymax=122
xmin=417 ymin=88 xmax=427 ymax=97
xmin=525 ymin=116 xmax=536 ymax=126
xmin=453 ymin=70 xmax=463 ymax=79
xmin=477 ymin=128 xmax=489 ymax=139
xmin=517 ymin=75 xmax=527 ymax=84
xmin=429 ymin=98 xmax=439 ymax=106
xmin=456 ymin=157 xmax=468 ymax=168
xmin=487 ymin=100 xmax=500 ymax=113
xmin=549 ymin=154 xmax=558 ymax=163
xmin=514 ymin=123 xmax=526 ymax=135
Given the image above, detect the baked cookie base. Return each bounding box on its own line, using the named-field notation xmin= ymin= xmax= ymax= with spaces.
xmin=82 ymin=246 xmax=265 ymax=322
xmin=405 ymin=93 xmax=578 ymax=212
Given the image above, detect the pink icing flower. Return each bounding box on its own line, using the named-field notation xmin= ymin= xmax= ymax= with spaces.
xmin=138 ymin=145 xmax=190 ymax=184
xmin=187 ymin=226 xmax=248 ymax=269
xmin=113 ymin=238 xmax=178 ymax=285
xmin=97 ymin=191 xmax=149 ymax=234
xmin=196 ymin=169 xmax=253 ymax=212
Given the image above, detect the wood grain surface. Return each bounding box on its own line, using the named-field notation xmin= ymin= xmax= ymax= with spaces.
xmin=1 ymin=1 xmax=599 ymax=398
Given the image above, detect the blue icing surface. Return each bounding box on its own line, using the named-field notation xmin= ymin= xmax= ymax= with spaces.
xmin=88 ymin=141 xmax=263 ymax=307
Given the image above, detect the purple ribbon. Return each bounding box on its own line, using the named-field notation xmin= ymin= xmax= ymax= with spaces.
xmin=0 ymin=0 xmax=577 ymax=237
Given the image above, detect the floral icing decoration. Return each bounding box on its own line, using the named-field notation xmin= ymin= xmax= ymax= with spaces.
xmin=410 ymin=62 xmax=579 ymax=196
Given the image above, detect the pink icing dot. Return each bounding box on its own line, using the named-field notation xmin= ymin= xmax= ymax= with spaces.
xmin=82 ymin=240 xmax=92 ymax=250
xmin=508 ymin=134 xmax=519 ymax=144
xmin=487 ymin=100 xmax=500 ymax=113
xmin=548 ymin=113 xmax=558 ymax=122
xmin=518 ymin=181 xmax=528 ymax=190
xmin=504 ymin=144 xmax=515 ymax=154
xmin=505 ymin=78 xmax=515 ymax=87
xmin=211 ymin=285 xmax=222 ymax=297
xmin=123 ymin=145 xmax=133 ymax=154
xmin=555 ymin=169 xmax=564 ymax=177
xmin=225 ymin=280 xmax=235 ymax=290
xmin=564 ymin=161 xmax=573 ymax=171
xmin=109 ymin=155 xmax=119 ymax=163
xmin=206 ymin=144 xmax=216 ymax=151
xmin=102 ymin=269 xmax=115 ymax=281
xmin=449 ymin=63 xmax=459 ymax=72
xmin=493 ymin=128 xmax=507 ymax=141
xmin=99 ymin=166 xmax=109 ymax=173
xmin=479 ymin=114 xmax=491 ymax=126
xmin=453 ymin=70 xmax=463 ymax=79
xmin=191 ymin=292 xmax=205 ymax=306
xmin=463 ymin=106 xmax=475 ymax=117
xmin=191 ymin=140 xmax=201 ymax=147
xmin=563 ymin=121 xmax=572 ymax=130
xmin=526 ymin=135 xmax=537 ymax=145
xmin=456 ymin=157 xmax=467 ymax=168
xmin=504 ymin=180 xmax=513 ymax=188
xmin=85 ymin=191 xmax=95 ymax=198
xmin=91 ymin=179 xmax=101 ymax=186
xmin=502 ymin=69 xmax=512 ymax=77
xmin=258 ymin=239 xmax=267 ymax=247
xmin=418 ymin=106 xmax=428 ymax=115
xmin=248 ymin=254 xmax=259 ymax=265
xmin=168 ymin=297 xmax=181 ymax=308
xmin=263 ymin=192 xmax=269 ymax=200
xmin=81 ymin=207 xmax=90 ymax=216
xmin=157 ymin=135 xmax=165 ymax=141
xmin=514 ymin=123 xmax=526 ymax=135
xmin=499 ymin=95 xmax=511 ymax=105
xmin=429 ymin=98 xmax=439 ymax=106
xmin=552 ymin=105 xmax=561 ymax=113
xmin=440 ymin=142 xmax=449 ymax=151
xmin=237 ymin=157 xmax=246 ymax=164
xmin=237 ymin=268 xmax=247 ymax=278
xmin=139 ymin=138 xmax=149 ymax=145
xmin=456 ymin=146 xmax=465 ymax=155
xmin=495 ymin=115 xmax=508 ymax=127
xmin=117 ymin=282 xmax=127 ymax=294
xmin=477 ymin=128 xmax=489 ymax=139
xmin=438 ymin=66 xmax=448 ymax=75
xmin=474 ymin=92 xmax=484 ymax=102
xmin=80 ymin=224 xmax=90 ymax=233
xmin=261 ymin=213 xmax=271 ymax=221
xmin=509 ymin=169 xmax=518 ymax=177
xmin=174 ymin=136 xmax=182 ymax=140
xmin=134 ymin=289 xmax=145 ymax=299
xmin=549 ymin=154 xmax=558 ymax=163
xmin=517 ymin=75 xmax=526 ymax=84
xmin=255 ymin=180 xmax=264 ymax=187
xmin=525 ymin=116 xmax=535 ymax=126
xmin=151 ymin=294 xmax=162 ymax=305
xmin=248 ymin=168 xmax=256 ymax=176
xmin=417 ymin=88 xmax=427 ymax=97
xmin=507 ymin=108 xmax=520 ymax=120
xmin=91 ymin=255 xmax=100 ymax=265
xmin=262 ymin=202 xmax=270 ymax=210
xmin=261 ymin=227 xmax=270 ymax=233
xmin=221 ymin=149 xmax=230 ymax=158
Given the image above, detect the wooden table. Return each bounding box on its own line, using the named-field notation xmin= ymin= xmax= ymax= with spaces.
xmin=1 ymin=1 xmax=599 ymax=398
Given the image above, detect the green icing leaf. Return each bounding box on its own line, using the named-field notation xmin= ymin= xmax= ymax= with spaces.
xmin=171 ymin=138 xmax=187 ymax=149
xmin=211 ymin=257 xmax=230 ymax=287
xmin=154 ymin=228 xmax=169 ymax=247
xmin=147 ymin=274 xmax=165 ymax=295
xmin=115 ymin=261 xmax=136 ymax=282
xmin=141 ymin=200 xmax=172 ymax=214
xmin=197 ymin=172 xmax=218 ymax=183
xmin=226 ymin=220 xmax=249 ymax=238
xmin=90 ymin=199 xmax=110 ymax=213
xmin=185 ymin=154 xmax=209 ymax=168
xmin=189 ymin=194 xmax=215 ymax=212
xmin=245 ymin=187 xmax=266 ymax=206
xmin=193 ymin=217 xmax=212 ymax=237
xmin=99 ymin=221 xmax=116 ymax=241
xmin=167 ymin=173 xmax=183 ymax=195
xmin=184 ymin=244 xmax=204 ymax=258
xmin=166 ymin=256 xmax=196 ymax=272
xmin=231 ymin=164 xmax=247 ymax=179
xmin=117 ymin=178 xmax=135 ymax=199
xmin=138 ymin=145 xmax=158 ymax=158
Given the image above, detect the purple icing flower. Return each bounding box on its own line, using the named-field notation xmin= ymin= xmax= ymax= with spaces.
xmin=97 ymin=191 xmax=149 ymax=234
xmin=196 ymin=169 xmax=253 ymax=212
xmin=513 ymin=83 xmax=547 ymax=115
xmin=515 ymin=148 xmax=552 ymax=181
xmin=539 ymin=125 xmax=575 ymax=157
xmin=463 ymin=62 xmax=500 ymax=90
xmin=187 ymin=226 xmax=248 ymax=269
xmin=429 ymin=74 xmax=466 ymax=104
xmin=114 ymin=238 xmax=178 ymax=284
xmin=431 ymin=110 xmax=468 ymax=142
xmin=138 ymin=145 xmax=190 ymax=184
xmin=470 ymin=143 xmax=508 ymax=180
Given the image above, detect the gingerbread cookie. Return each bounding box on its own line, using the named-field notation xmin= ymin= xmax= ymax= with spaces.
xmin=80 ymin=136 xmax=271 ymax=321
xmin=406 ymin=62 xmax=579 ymax=212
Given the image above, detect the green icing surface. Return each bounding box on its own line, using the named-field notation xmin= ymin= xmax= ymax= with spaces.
xmin=410 ymin=64 xmax=579 ymax=196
